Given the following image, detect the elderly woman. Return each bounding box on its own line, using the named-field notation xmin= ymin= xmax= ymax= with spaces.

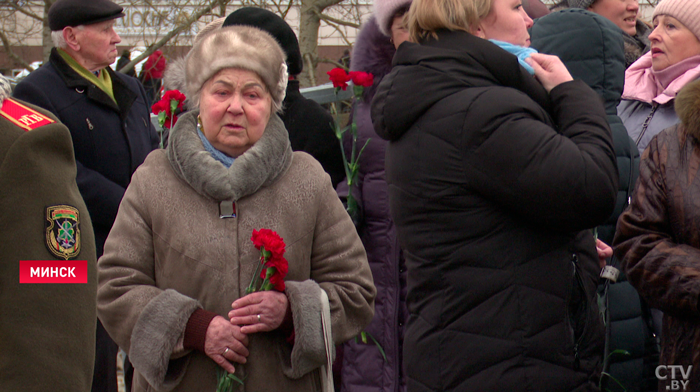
xmin=618 ymin=0 xmax=700 ymax=151
xmin=370 ymin=0 xmax=619 ymax=389
xmin=614 ymin=78 xmax=700 ymax=391
xmin=97 ymin=26 xmax=376 ymax=392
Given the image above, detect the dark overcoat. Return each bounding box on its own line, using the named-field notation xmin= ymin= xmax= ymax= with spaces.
xmin=13 ymin=47 xmax=159 ymax=256
xmin=281 ymin=80 xmax=345 ymax=188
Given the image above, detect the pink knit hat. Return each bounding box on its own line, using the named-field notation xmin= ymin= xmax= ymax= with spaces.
xmin=374 ymin=0 xmax=413 ymax=37
xmin=653 ymin=0 xmax=700 ymax=41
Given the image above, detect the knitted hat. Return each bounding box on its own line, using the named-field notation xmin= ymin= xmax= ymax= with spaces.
xmin=566 ymin=0 xmax=596 ymax=10
xmin=222 ymin=8 xmax=304 ymax=75
xmin=48 ymin=0 xmax=124 ymax=31
xmin=185 ymin=26 xmax=288 ymax=112
xmin=374 ymin=0 xmax=413 ymax=37
xmin=653 ymin=0 xmax=700 ymax=41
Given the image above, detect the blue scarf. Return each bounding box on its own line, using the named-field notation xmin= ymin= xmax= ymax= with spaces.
xmin=197 ymin=123 xmax=235 ymax=168
xmin=489 ymin=39 xmax=538 ymax=75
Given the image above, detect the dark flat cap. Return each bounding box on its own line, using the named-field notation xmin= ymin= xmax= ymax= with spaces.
xmin=49 ymin=0 xmax=124 ymax=31
xmin=223 ymin=7 xmax=303 ymax=75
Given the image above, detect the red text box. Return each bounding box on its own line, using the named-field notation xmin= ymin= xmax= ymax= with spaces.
xmin=19 ymin=260 xmax=88 ymax=283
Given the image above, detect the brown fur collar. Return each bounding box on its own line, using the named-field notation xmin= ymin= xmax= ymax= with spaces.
xmin=675 ymin=78 xmax=700 ymax=142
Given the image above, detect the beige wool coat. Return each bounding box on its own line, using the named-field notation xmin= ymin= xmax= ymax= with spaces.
xmin=97 ymin=110 xmax=375 ymax=392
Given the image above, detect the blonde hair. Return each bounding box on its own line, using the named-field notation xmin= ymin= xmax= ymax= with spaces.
xmin=408 ymin=0 xmax=492 ymax=42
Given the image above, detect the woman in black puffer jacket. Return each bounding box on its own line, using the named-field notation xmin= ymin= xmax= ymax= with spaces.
xmin=371 ymin=0 xmax=619 ymax=390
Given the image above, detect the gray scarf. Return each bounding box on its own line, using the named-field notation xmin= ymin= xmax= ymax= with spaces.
xmin=167 ymin=110 xmax=294 ymax=201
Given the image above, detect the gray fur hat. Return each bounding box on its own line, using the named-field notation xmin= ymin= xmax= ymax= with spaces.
xmin=185 ymin=25 xmax=288 ymax=112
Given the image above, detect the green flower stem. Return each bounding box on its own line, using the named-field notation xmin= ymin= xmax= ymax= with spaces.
xmin=332 ymin=85 xmax=370 ymax=220
xmin=260 ymin=267 xmax=277 ymax=292
xmin=246 ymin=246 xmax=268 ymax=294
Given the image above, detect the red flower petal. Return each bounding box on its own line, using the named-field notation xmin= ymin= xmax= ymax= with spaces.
xmin=327 ymin=68 xmax=351 ymax=90
xmin=349 ymin=71 xmax=374 ymax=87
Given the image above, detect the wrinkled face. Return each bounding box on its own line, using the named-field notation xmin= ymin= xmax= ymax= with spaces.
xmin=476 ymin=0 xmax=533 ymax=47
xmin=648 ymin=15 xmax=700 ymax=71
xmin=199 ymin=68 xmax=272 ymax=158
xmin=390 ymin=13 xmax=409 ymax=49
xmin=74 ymin=20 xmax=121 ymax=71
xmin=588 ymin=0 xmax=639 ymax=36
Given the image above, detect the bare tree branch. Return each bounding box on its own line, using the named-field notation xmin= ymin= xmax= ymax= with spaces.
xmin=2 ymin=0 xmax=43 ymax=21
xmin=314 ymin=8 xmax=359 ymax=29
xmin=0 ymin=29 xmax=35 ymax=72
xmin=119 ymin=0 xmax=224 ymax=73
xmin=318 ymin=16 xmax=352 ymax=46
xmin=317 ymin=57 xmax=346 ymax=69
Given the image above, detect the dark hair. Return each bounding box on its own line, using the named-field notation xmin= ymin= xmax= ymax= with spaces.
xmin=390 ymin=3 xmax=412 ymax=32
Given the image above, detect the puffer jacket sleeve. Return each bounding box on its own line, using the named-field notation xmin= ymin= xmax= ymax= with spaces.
xmin=613 ymin=132 xmax=700 ymax=318
xmin=464 ymin=80 xmax=618 ymax=232
xmin=97 ymin=165 xmax=200 ymax=391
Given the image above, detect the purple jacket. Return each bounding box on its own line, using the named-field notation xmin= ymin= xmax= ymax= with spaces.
xmin=340 ymin=16 xmax=407 ymax=392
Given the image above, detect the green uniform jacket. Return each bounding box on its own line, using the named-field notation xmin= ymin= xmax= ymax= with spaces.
xmin=0 ymin=98 xmax=97 ymax=392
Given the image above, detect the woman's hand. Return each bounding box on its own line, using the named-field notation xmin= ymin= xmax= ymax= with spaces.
xmin=596 ymin=239 xmax=613 ymax=269
xmin=204 ymin=316 xmax=249 ymax=373
xmin=228 ymin=291 xmax=290 ymax=334
xmin=525 ymin=53 xmax=573 ymax=93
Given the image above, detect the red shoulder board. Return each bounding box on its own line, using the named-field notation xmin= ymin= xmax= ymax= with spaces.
xmin=0 ymin=98 xmax=55 ymax=131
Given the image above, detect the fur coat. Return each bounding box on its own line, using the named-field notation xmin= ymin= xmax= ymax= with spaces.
xmin=97 ymin=110 xmax=376 ymax=392
xmin=614 ymin=79 xmax=700 ymax=392
xmin=339 ymin=16 xmax=407 ymax=392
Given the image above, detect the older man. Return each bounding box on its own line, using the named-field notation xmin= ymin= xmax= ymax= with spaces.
xmin=13 ymin=0 xmax=159 ymax=391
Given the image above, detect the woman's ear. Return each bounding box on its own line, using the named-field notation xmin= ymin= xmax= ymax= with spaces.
xmin=471 ymin=24 xmax=486 ymax=39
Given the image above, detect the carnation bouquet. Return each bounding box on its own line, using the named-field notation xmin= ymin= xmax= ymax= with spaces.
xmin=151 ymin=89 xmax=186 ymax=148
xmin=216 ymin=229 xmax=289 ymax=391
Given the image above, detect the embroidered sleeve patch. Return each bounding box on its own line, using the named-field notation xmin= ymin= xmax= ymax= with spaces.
xmin=45 ymin=205 xmax=81 ymax=260
xmin=0 ymin=98 xmax=55 ymax=131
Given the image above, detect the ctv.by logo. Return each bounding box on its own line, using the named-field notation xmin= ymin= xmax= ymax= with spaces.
xmin=656 ymin=365 xmax=692 ymax=390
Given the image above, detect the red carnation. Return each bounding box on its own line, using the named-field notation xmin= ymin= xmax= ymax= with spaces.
xmin=162 ymin=89 xmax=186 ymax=112
xmin=151 ymin=99 xmax=168 ymax=115
xmin=327 ymin=67 xmax=351 ymax=90
xmin=251 ymin=228 xmax=286 ymax=258
xmin=269 ymin=272 xmax=286 ymax=291
xmin=349 ymin=71 xmax=374 ymax=87
xmin=247 ymin=229 xmax=288 ymax=293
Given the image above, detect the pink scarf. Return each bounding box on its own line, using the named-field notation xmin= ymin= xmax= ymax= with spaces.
xmin=622 ymin=52 xmax=700 ymax=104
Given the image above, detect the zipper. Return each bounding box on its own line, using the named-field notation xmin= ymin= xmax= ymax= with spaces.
xmin=570 ymin=253 xmax=588 ymax=371
xmin=635 ymin=103 xmax=658 ymax=146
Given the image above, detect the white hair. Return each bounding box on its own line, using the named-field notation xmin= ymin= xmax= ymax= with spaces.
xmin=51 ymin=25 xmax=84 ymax=48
